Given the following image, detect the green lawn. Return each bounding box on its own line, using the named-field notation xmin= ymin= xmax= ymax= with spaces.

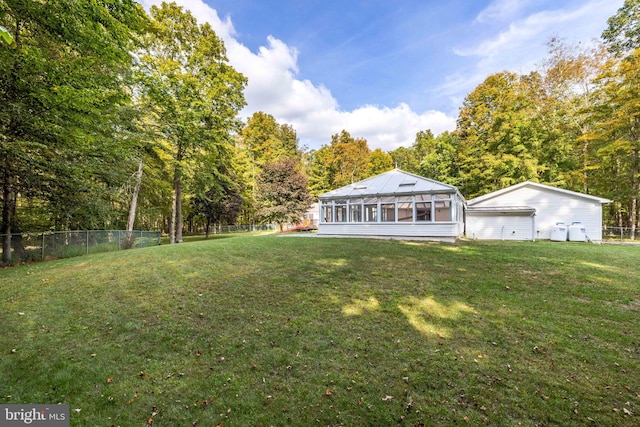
xmin=1 ymin=235 xmax=638 ymax=426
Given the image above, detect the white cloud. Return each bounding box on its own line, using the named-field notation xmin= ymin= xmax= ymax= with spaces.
xmin=288 ymin=104 xmax=456 ymax=151
xmin=139 ymin=0 xmax=456 ymax=151
xmin=445 ymin=0 xmax=621 ymax=108
xmin=475 ymin=0 xmax=535 ymax=23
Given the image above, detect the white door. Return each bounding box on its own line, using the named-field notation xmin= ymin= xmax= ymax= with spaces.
xmin=467 ymin=214 xmax=534 ymax=240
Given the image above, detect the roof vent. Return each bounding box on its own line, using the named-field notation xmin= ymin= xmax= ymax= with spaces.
xmin=354 ymin=185 xmax=367 ymax=190
xmin=399 ymin=181 xmax=416 ymax=187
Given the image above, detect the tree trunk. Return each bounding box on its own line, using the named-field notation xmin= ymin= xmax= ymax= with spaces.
xmin=169 ymin=182 xmax=177 ymax=244
xmin=175 ymin=171 xmax=183 ymax=243
xmin=125 ymin=159 xmax=143 ymax=248
xmin=1 ymin=168 xmax=12 ymax=263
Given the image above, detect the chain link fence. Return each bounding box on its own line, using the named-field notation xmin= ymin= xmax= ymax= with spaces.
xmin=602 ymin=227 xmax=640 ymax=242
xmin=1 ymin=230 xmax=161 ymax=262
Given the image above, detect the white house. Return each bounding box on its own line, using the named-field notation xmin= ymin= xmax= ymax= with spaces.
xmin=466 ymin=181 xmax=611 ymax=242
xmin=317 ymin=169 xmax=465 ymax=242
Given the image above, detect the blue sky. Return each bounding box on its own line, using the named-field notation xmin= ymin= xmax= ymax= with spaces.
xmin=141 ymin=0 xmax=623 ymax=151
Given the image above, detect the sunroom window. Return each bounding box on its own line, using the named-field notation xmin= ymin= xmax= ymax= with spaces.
xmin=349 ymin=199 xmax=362 ymax=222
xmin=335 ymin=200 xmax=347 ymax=222
xmin=322 ymin=203 xmax=333 ymax=223
xmin=381 ymin=196 xmax=395 ymax=222
xmin=434 ymin=194 xmax=451 ymax=222
xmin=364 ymin=197 xmax=378 ymax=222
xmin=415 ymin=194 xmax=431 ymax=221
xmin=397 ymin=196 xmax=413 ymax=222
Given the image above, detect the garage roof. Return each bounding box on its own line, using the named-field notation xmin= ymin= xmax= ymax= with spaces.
xmin=467 ymin=181 xmax=612 ymax=206
xmin=466 ymin=206 xmax=536 ymax=215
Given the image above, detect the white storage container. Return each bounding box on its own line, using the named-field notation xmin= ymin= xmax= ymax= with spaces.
xmin=550 ymin=222 xmax=567 ymax=241
xmin=568 ymin=222 xmax=586 ymax=242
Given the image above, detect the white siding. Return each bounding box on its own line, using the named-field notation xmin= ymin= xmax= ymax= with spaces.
xmin=466 ymin=213 xmax=533 ymax=240
xmin=471 ymin=185 xmax=604 ymax=241
xmin=318 ymin=222 xmax=463 ymax=241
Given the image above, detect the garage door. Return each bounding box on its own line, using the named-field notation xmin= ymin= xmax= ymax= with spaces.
xmin=466 ymin=213 xmax=534 ymax=240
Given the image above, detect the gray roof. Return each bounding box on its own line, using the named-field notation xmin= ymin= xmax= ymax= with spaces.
xmin=318 ymin=169 xmax=459 ymax=199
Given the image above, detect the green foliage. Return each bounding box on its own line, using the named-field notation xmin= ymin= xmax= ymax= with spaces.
xmin=136 ymin=1 xmax=247 ymax=243
xmin=234 ymin=112 xmax=304 ymax=223
xmin=368 ymin=148 xmax=394 ymax=176
xmin=457 ymin=72 xmax=548 ymax=198
xmin=256 ymin=158 xmax=313 ymax=229
xmin=307 ymin=130 xmax=372 ymax=195
xmin=583 ymin=48 xmax=640 ymax=228
xmin=0 ymin=0 xmax=148 ymax=261
xmin=418 ymin=131 xmax=461 ymax=185
xmin=189 ymin=171 xmax=244 ymax=233
xmin=602 ymin=0 xmax=640 ymax=56
xmin=0 ymin=24 xmax=14 ymax=47
xmin=241 ymin=112 xmax=300 ymax=166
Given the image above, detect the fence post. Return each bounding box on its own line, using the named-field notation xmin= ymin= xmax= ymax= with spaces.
xmin=86 ymin=230 xmax=89 ymax=255
xmin=41 ymin=232 xmax=45 ymax=261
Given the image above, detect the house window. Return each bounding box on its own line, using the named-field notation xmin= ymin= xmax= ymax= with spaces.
xmin=364 ymin=197 xmax=378 ymax=222
xmin=335 ymin=200 xmax=347 ymax=222
xmin=397 ymin=196 xmax=413 ymax=222
xmin=349 ymin=199 xmax=362 ymax=222
xmin=434 ymin=194 xmax=451 ymax=222
xmin=415 ymin=194 xmax=431 ymax=221
xmin=322 ymin=203 xmax=333 ymax=223
xmin=381 ymin=196 xmax=395 ymax=222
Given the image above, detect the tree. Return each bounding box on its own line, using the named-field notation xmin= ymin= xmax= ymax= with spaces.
xmin=583 ymin=48 xmax=640 ymax=236
xmin=240 ymin=112 xmax=300 ymax=167
xmin=389 ymin=146 xmax=419 ymax=174
xmin=189 ymin=172 xmax=243 ymax=238
xmin=330 ymin=130 xmax=371 ymax=187
xmin=456 ymin=71 xmax=547 ymax=198
xmin=0 ymin=0 xmax=148 ymax=262
xmin=368 ymin=148 xmax=394 ymax=176
xmin=236 ymin=112 xmax=303 ymax=222
xmin=602 ymin=0 xmax=640 ymax=57
xmin=307 ymin=130 xmax=372 ymax=194
xmin=539 ymin=37 xmax=609 ymax=192
xmin=307 ymin=146 xmax=335 ymax=197
xmin=418 ymin=131 xmax=461 ymax=185
xmin=136 ymin=2 xmax=246 ymax=244
xmin=255 ymin=158 xmax=313 ymax=231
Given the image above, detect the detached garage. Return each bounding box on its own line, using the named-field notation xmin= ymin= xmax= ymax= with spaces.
xmin=466 ymin=181 xmax=611 ymax=242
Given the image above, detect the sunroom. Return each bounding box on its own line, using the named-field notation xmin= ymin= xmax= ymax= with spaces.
xmin=317 ymin=169 xmax=465 ymax=241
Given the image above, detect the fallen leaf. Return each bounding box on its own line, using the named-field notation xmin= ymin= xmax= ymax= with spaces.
xmin=325 ymin=388 xmax=332 ymax=396
xmin=107 ymin=377 xmax=113 ymax=384
xmin=623 ymin=408 xmax=633 ymax=416
xmin=382 ymin=395 xmax=393 ymax=401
